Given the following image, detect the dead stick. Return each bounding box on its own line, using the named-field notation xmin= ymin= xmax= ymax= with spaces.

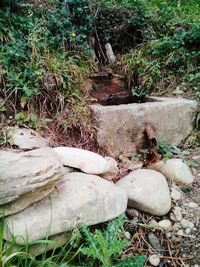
xmin=160 ymin=256 xmax=194 ymax=260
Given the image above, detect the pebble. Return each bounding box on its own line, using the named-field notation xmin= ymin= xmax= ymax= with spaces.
xmin=126 ymin=208 xmax=139 ymax=219
xmin=173 ymin=88 xmax=184 ymax=95
xmin=185 ymin=228 xmax=191 ymax=235
xmin=176 ymin=229 xmax=184 ymax=236
xmin=192 ymin=155 xmax=200 ymax=164
xmin=148 ymin=254 xmax=160 ymax=266
xmin=124 ymin=231 xmax=131 ymax=240
xmin=166 ymin=232 xmax=172 ymax=238
xmin=158 ymin=219 xmax=172 ymax=229
xmin=170 ymin=212 xmax=176 ymax=222
xmin=148 ymin=219 xmax=158 ymax=227
xmin=172 ymin=235 xmax=182 ymax=243
xmin=181 ymin=219 xmax=194 ymax=229
xmin=173 ymin=207 xmax=182 ymax=222
xmin=148 ymin=233 xmax=163 ymax=253
xmin=188 ymin=202 xmax=198 ymax=209
xmin=173 ymin=222 xmax=181 ymax=229
xmin=171 ymin=188 xmax=182 ymax=201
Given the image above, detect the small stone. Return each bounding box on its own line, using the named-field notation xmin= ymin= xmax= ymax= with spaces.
xmin=192 ymin=155 xmax=200 ymax=165
xmin=181 ymin=219 xmax=194 ymax=229
xmin=148 ymin=233 xmax=163 ymax=253
xmin=173 ymin=88 xmax=184 ymax=96
xmin=124 ymin=231 xmax=131 ymax=240
xmin=173 ymin=222 xmax=181 ymax=229
xmin=126 ymin=208 xmax=139 ymax=219
xmin=166 ymin=232 xmax=172 ymax=238
xmin=148 ymin=219 xmax=158 ymax=227
xmin=170 ymin=212 xmax=176 ymax=222
xmin=171 ymin=188 xmax=182 ymax=200
xmin=148 ymin=254 xmax=160 ymax=266
xmin=188 ymin=202 xmax=198 ymax=209
xmin=176 ymin=230 xmax=184 ymax=236
xmin=172 ymin=235 xmax=181 ymax=243
xmin=185 ymin=228 xmax=191 ymax=235
xmin=173 ymin=207 xmax=182 ymax=222
xmin=158 ymin=219 xmax=172 ymax=229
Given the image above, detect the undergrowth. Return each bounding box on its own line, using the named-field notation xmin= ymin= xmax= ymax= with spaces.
xmin=0 ymin=0 xmax=199 ymax=138
xmin=0 ymin=0 xmax=99 ymax=148
xmin=0 ymin=215 xmax=146 ymax=267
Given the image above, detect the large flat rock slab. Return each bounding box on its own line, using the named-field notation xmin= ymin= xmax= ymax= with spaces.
xmin=0 ymin=148 xmax=64 ymax=206
xmin=91 ymin=97 xmax=197 ymax=156
xmin=3 ymin=172 xmax=127 ymax=244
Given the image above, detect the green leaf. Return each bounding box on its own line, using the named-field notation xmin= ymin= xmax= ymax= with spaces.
xmin=182 ymin=187 xmax=191 ymax=194
xmin=115 ymin=256 xmax=147 ymax=267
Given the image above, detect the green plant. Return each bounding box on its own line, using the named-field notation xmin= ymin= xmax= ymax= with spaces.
xmin=14 ymin=112 xmax=39 ymax=130
xmin=157 ymin=137 xmax=181 ymax=158
xmin=80 ymin=215 xmax=146 ymax=266
xmin=0 ymin=0 xmax=95 ymax=123
xmin=0 ymin=216 xmax=146 ymax=267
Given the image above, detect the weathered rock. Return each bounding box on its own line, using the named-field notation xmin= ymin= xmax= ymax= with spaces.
xmin=148 ymin=159 xmax=194 ymax=185
xmin=0 ymin=148 xmax=64 ymax=206
xmin=7 ymin=127 xmax=48 ymax=150
xmin=0 ymin=183 xmax=54 ymax=217
xmin=53 ymin=147 xmax=119 ymax=177
xmin=4 ymin=172 xmax=127 ymax=244
xmin=91 ymin=97 xmax=197 ymax=156
xmin=0 ymin=167 xmax=72 ymax=217
xmin=117 ymin=169 xmax=171 ymax=216
xmin=148 ymin=254 xmax=160 ymax=266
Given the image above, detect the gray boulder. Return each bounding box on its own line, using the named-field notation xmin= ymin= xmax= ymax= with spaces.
xmin=117 ymin=169 xmax=171 ymax=216
xmin=0 ymin=148 xmax=64 ymax=206
xmin=3 ymin=172 xmax=127 ymax=244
